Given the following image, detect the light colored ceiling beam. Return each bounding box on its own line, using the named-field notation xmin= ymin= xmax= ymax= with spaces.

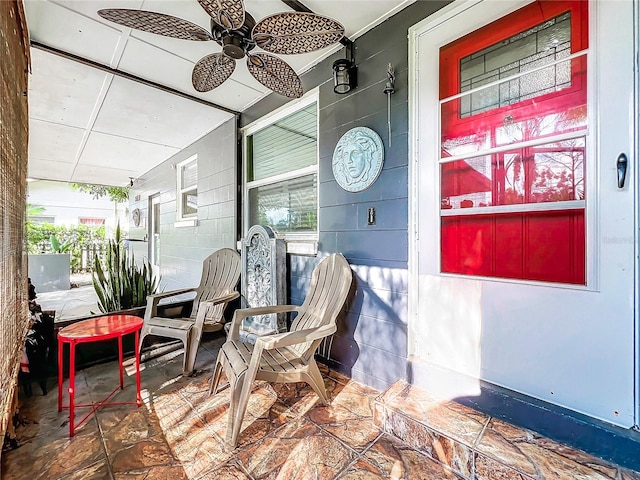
xmin=30 ymin=41 xmax=241 ymax=117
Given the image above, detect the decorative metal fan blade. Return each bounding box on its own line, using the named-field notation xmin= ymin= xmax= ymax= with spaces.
xmin=246 ymin=53 xmax=303 ymax=99
xmin=98 ymin=9 xmax=213 ymax=41
xmin=197 ymin=0 xmax=245 ymax=30
xmin=252 ymin=12 xmax=344 ymax=54
xmin=192 ymin=53 xmax=236 ymax=92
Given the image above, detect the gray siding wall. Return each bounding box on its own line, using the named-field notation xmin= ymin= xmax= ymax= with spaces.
xmin=242 ymin=2 xmax=449 ymax=390
xmin=126 ymin=1 xmax=449 ymax=391
xmin=129 ymin=117 xmax=238 ymax=292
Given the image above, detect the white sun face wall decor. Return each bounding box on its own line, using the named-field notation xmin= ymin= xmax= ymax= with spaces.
xmin=332 ymin=127 xmax=384 ymax=192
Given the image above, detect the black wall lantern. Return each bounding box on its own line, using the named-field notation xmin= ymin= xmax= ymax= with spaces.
xmin=333 ymin=40 xmax=357 ymax=94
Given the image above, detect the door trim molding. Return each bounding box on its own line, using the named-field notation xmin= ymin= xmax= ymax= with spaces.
xmin=633 ymin=0 xmax=640 ymax=430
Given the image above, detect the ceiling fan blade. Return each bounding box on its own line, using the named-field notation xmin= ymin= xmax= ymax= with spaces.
xmin=197 ymin=0 xmax=245 ymax=30
xmin=246 ymin=53 xmax=303 ymax=99
xmin=192 ymin=53 xmax=236 ymax=92
xmin=252 ymin=13 xmax=344 ymax=55
xmin=98 ymin=9 xmax=213 ymax=41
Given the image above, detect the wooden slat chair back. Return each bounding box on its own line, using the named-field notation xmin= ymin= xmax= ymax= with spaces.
xmin=191 ymin=249 xmax=243 ymax=330
xmin=140 ymin=248 xmax=241 ymax=375
xmin=210 ymin=253 xmax=352 ymax=448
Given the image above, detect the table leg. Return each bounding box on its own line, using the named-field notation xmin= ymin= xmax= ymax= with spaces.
xmin=135 ymin=329 xmax=141 ymax=406
xmin=57 ymin=336 xmax=63 ymax=412
xmin=69 ymin=342 xmax=75 ymax=437
xmin=118 ymin=334 xmax=124 ymax=389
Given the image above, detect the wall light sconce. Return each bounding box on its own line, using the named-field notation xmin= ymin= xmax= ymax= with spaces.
xmin=129 ymin=177 xmax=134 ymax=187
xmin=333 ymin=40 xmax=357 ymax=94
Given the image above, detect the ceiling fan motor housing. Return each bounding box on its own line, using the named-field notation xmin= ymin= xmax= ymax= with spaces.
xmin=222 ymin=33 xmax=245 ymax=59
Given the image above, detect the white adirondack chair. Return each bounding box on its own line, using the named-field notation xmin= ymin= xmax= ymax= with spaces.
xmin=140 ymin=248 xmax=241 ymax=375
xmin=210 ymin=253 xmax=352 ymax=447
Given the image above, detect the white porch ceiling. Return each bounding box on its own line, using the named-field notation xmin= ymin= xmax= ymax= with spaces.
xmin=24 ymin=0 xmax=415 ymax=187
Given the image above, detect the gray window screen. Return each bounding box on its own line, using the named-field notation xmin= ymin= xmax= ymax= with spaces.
xmin=248 ymin=103 xmax=317 ymax=181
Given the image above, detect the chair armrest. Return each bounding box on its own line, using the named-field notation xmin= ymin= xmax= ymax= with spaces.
xmin=256 ymin=324 xmax=337 ymax=350
xmin=146 ymin=288 xmax=196 ymax=302
xmin=200 ymin=291 xmax=240 ymax=307
xmin=227 ymin=305 xmax=300 ymax=340
xmin=193 ymin=291 xmax=240 ymax=328
xmin=144 ymin=288 xmax=197 ymax=321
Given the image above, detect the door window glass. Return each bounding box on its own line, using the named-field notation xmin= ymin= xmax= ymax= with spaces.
xmin=439 ymin=1 xmax=588 ymax=284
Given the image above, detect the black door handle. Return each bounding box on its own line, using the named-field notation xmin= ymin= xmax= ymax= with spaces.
xmin=617 ymin=153 xmax=628 ymax=189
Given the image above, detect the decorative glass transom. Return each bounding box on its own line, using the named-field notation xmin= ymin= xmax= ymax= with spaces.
xmin=459 ymin=12 xmax=571 ymax=117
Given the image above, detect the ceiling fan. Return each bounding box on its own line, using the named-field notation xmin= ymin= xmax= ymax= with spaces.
xmin=98 ymin=0 xmax=345 ymax=98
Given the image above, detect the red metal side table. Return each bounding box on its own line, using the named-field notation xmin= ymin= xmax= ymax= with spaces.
xmin=57 ymin=314 xmax=143 ymax=436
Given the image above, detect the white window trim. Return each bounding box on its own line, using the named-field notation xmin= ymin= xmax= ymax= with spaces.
xmin=174 ymin=219 xmax=198 ymax=228
xmin=176 ymin=154 xmax=198 ymax=222
xmin=241 ymin=89 xmax=320 ymax=248
xmin=246 ymin=165 xmax=317 ymax=190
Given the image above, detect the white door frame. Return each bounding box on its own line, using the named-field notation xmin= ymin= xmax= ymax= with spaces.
xmin=633 ymin=0 xmax=640 ymax=429
xmin=407 ymin=0 xmax=640 ymax=427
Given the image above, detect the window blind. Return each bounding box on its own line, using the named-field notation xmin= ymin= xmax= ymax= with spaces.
xmin=250 ymin=103 xmax=317 ymax=181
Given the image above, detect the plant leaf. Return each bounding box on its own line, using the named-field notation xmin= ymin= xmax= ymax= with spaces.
xmin=91 ymin=220 xmax=160 ymax=312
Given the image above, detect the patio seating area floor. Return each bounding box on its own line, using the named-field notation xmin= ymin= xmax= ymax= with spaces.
xmin=3 ymin=333 xmax=640 ymax=480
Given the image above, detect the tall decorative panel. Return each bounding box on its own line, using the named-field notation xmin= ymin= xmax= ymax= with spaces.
xmin=239 ymin=225 xmax=287 ymax=343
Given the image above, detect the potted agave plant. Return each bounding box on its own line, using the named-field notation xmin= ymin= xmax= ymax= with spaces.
xmin=92 ymin=224 xmax=159 ymax=313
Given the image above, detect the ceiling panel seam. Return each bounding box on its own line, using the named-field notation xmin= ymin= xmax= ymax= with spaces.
xmin=70 ymin=73 xmax=115 ymax=182
xmin=30 ymin=41 xmax=240 ymax=117
xmin=109 ymin=20 xmax=130 ymax=69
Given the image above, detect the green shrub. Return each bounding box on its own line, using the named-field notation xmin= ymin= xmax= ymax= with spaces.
xmin=49 ymin=234 xmax=72 ymax=253
xmin=27 ymin=223 xmax=106 ymax=272
xmin=92 ymin=224 xmax=159 ymax=313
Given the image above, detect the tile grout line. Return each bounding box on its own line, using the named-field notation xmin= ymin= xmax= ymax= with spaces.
xmin=332 ymin=431 xmax=386 ymax=479
xmin=470 ymin=416 xmax=493 ymax=480
xmin=92 ymin=411 xmax=116 ymax=480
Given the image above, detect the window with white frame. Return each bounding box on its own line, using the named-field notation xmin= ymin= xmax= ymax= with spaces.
xmin=177 ymin=156 xmax=198 ymax=220
xmin=244 ymin=97 xmax=318 ymax=239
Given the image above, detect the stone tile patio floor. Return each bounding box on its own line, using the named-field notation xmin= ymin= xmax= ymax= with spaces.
xmin=3 ymin=334 xmax=640 ymax=480
xmin=36 ymin=284 xmax=99 ymax=322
